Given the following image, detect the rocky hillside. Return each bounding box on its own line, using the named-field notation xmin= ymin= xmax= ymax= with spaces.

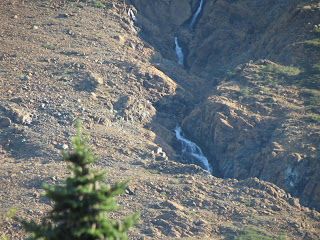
xmin=131 ymin=0 xmax=320 ymax=74
xmin=130 ymin=0 xmax=320 ymax=211
xmin=0 ymin=0 xmax=320 ymax=239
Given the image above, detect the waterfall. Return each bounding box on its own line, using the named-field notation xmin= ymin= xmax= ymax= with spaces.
xmin=190 ymin=0 xmax=203 ymax=31
xmin=127 ymin=8 xmax=136 ymax=21
xmin=175 ymin=127 xmax=213 ymax=174
xmin=174 ymin=37 xmax=184 ymax=65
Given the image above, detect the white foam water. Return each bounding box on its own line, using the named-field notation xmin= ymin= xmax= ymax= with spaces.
xmin=175 ymin=126 xmax=213 ymax=174
xmin=127 ymin=8 xmax=136 ymax=21
xmin=174 ymin=37 xmax=184 ymax=65
xmin=190 ymin=0 xmax=203 ymax=31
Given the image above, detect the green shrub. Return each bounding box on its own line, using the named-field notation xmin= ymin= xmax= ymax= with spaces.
xmin=12 ymin=52 xmax=22 ymax=57
xmin=42 ymin=43 xmax=56 ymax=50
xmin=303 ymin=114 xmax=320 ymax=124
xmin=303 ymin=38 xmax=320 ymax=48
xmin=238 ymin=88 xmax=250 ymax=96
xmin=226 ymin=71 xmax=236 ymax=78
xmin=260 ymin=64 xmax=300 ymax=77
xmin=16 ymin=121 xmax=139 ymax=239
xmin=233 ymin=227 xmax=287 ymax=240
xmin=0 ymin=208 xmax=16 ymax=240
xmin=313 ymin=25 xmax=320 ymax=34
xmin=312 ymin=64 xmax=320 ymax=73
xmin=92 ymin=1 xmax=106 ymax=8
xmin=301 ymin=88 xmax=320 ymax=111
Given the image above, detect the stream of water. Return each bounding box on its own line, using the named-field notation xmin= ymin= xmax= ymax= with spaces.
xmin=127 ymin=8 xmax=136 ymax=21
xmin=190 ymin=0 xmax=204 ymax=31
xmin=175 ymin=127 xmax=213 ymax=174
xmin=174 ymin=37 xmax=184 ymax=65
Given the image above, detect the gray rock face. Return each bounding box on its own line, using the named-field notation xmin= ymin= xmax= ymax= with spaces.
xmin=131 ymin=0 xmax=320 ymax=74
xmin=0 ymin=116 xmax=11 ymax=128
xmin=181 ymin=92 xmax=320 ymax=211
xmin=182 ymin=96 xmax=276 ymax=179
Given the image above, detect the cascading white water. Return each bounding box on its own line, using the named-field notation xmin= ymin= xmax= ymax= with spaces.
xmin=174 ymin=37 xmax=184 ymax=65
xmin=127 ymin=8 xmax=137 ymax=21
xmin=189 ymin=0 xmax=203 ymax=31
xmin=175 ymin=126 xmax=213 ymax=174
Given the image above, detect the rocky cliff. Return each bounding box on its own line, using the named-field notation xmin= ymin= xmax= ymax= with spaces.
xmin=129 ymin=0 xmax=320 ymax=210
xmin=130 ymin=0 xmax=320 ymax=74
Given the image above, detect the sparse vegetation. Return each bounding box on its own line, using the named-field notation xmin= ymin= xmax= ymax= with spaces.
xmin=92 ymin=1 xmax=106 ymax=8
xmin=238 ymin=87 xmax=250 ymax=96
xmin=145 ymin=169 xmax=160 ymax=175
xmin=303 ymin=114 xmax=320 ymax=124
xmin=260 ymin=64 xmax=301 ymax=78
xmin=303 ymin=38 xmax=320 ymax=48
xmin=68 ymin=1 xmax=78 ymax=6
xmin=55 ymin=69 xmax=75 ymax=77
xmin=16 ymin=73 xmax=25 ymax=80
xmin=168 ymin=179 xmax=180 ymax=184
xmin=313 ymin=25 xmax=320 ymax=34
xmin=186 ymin=210 xmax=196 ymax=216
xmin=0 ymin=209 xmax=16 ymax=240
xmin=12 ymin=52 xmax=21 ymax=57
xmin=301 ymin=89 xmax=320 ymax=113
xmin=233 ymin=226 xmax=287 ymax=240
xmin=16 ymin=121 xmax=139 ymax=239
xmin=42 ymin=43 xmax=56 ymax=50
xmin=226 ymin=71 xmax=236 ymax=78
xmin=313 ymin=64 xmax=320 ymax=72
xmin=1 ymin=1 xmax=320 ymax=239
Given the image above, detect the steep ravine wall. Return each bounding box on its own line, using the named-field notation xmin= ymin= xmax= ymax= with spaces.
xmin=181 ymin=94 xmax=320 ymax=210
xmin=130 ymin=0 xmax=320 ymax=74
xmin=129 ymin=0 xmax=320 ymax=210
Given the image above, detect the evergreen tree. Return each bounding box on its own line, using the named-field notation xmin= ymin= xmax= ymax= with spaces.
xmin=17 ymin=121 xmax=139 ymax=239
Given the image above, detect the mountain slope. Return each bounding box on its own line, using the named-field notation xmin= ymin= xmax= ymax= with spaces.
xmin=0 ymin=0 xmax=319 ymax=239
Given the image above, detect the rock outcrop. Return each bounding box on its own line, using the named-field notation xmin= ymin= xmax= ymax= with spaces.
xmin=181 ymin=73 xmax=320 ymax=210
xmin=131 ymin=0 xmax=320 ymax=211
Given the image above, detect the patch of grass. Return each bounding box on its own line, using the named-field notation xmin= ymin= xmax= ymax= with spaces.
xmin=312 ymin=64 xmax=320 ymax=72
xmin=294 ymin=66 xmax=320 ymax=90
xmin=301 ymin=89 xmax=320 ymax=113
xmin=210 ymin=213 xmax=218 ymax=220
xmin=252 ymin=73 xmax=263 ymax=81
xmin=226 ymin=71 xmax=236 ymax=78
xmin=16 ymin=73 xmax=25 ymax=80
xmin=186 ymin=210 xmax=196 ymax=216
xmin=95 ymin=33 xmax=105 ymax=38
xmin=12 ymin=52 xmax=21 ymax=57
xmin=42 ymin=43 xmax=56 ymax=50
xmin=54 ymin=69 xmax=75 ymax=77
xmin=92 ymin=1 xmax=106 ymax=8
xmin=0 ymin=208 xmax=16 ymax=240
xmin=233 ymin=226 xmax=287 ymax=240
xmin=303 ymin=114 xmax=320 ymax=124
xmin=68 ymin=1 xmax=78 ymax=6
xmin=257 ymin=62 xmax=320 ymax=90
xmin=168 ymin=179 xmax=180 ymax=184
xmin=145 ymin=169 xmax=160 ymax=175
xmin=260 ymin=64 xmax=301 ymax=77
xmin=238 ymin=88 xmax=250 ymax=97
xmin=249 ymin=62 xmax=301 ymax=87
xmin=256 ymin=86 xmax=267 ymax=92
xmin=303 ymin=38 xmax=320 ymax=48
